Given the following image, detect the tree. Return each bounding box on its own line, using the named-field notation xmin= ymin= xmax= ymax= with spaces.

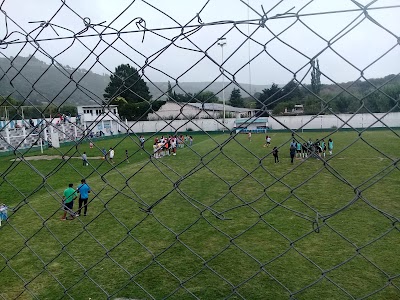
xmin=104 ymin=64 xmax=155 ymax=120
xmin=104 ymin=64 xmax=151 ymax=103
xmin=195 ymin=91 xmax=219 ymax=103
xmin=311 ymin=59 xmax=321 ymax=95
xmin=167 ymin=81 xmax=174 ymax=100
xmin=229 ymin=88 xmax=244 ymax=107
xmin=281 ymin=80 xmax=303 ymax=101
xmin=257 ymin=83 xmax=282 ymax=110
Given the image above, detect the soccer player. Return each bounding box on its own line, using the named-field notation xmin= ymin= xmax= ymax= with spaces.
xmin=248 ymin=132 xmax=252 ymax=142
xmin=61 ymin=183 xmax=77 ymax=220
xmin=314 ymin=139 xmax=322 ymax=158
xmin=139 ymin=136 xmax=145 ymax=148
xmin=328 ymin=138 xmax=334 ymax=155
xmin=321 ymin=139 xmax=326 ymax=158
xmin=272 ymin=146 xmax=279 ymax=163
xmin=296 ymin=141 xmax=302 ymax=158
xmin=82 ymin=152 xmax=88 ymax=166
xmin=302 ymin=142 xmax=308 ymax=158
xmin=102 ymin=148 xmax=107 ymax=160
xmin=267 ymin=136 xmax=271 ymax=146
xmin=76 ymin=179 xmax=91 ymax=217
xmin=109 ymin=148 xmax=115 ymax=164
xmin=171 ymin=137 xmax=177 ymax=156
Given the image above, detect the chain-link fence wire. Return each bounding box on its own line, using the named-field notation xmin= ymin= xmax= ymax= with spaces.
xmin=0 ymin=0 xmax=400 ymax=299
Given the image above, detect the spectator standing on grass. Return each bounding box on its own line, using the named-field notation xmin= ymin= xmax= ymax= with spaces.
xmin=328 ymin=138 xmax=334 ymax=155
xmin=125 ymin=149 xmax=129 ymax=163
xmin=82 ymin=152 xmax=88 ymax=166
xmin=61 ymin=183 xmax=77 ymax=220
xmin=189 ymin=136 xmax=193 ymax=146
xmin=290 ymin=139 xmax=297 ymax=148
xmin=290 ymin=144 xmax=296 ymax=164
xmin=109 ymin=148 xmax=115 ymax=164
xmin=76 ymin=179 xmax=91 ymax=217
xmin=272 ymin=146 xmax=279 ymax=163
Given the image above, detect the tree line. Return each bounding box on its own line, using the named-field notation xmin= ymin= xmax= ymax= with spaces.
xmin=227 ymin=60 xmax=400 ymax=115
xmin=2 ymin=59 xmax=399 ymax=121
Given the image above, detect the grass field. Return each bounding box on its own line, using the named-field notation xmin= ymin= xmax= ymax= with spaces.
xmin=0 ymin=130 xmax=399 ymax=299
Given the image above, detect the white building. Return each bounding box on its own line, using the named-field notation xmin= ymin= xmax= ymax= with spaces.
xmin=77 ymin=105 xmax=121 ymax=136
xmin=147 ymin=101 xmax=257 ymax=120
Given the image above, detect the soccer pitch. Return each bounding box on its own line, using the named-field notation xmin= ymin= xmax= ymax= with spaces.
xmin=0 ymin=130 xmax=399 ymax=299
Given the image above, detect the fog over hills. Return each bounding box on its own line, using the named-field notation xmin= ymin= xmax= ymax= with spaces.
xmin=1 ymin=56 xmax=397 ymax=108
xmin=0 ymin=56 xmax=270 ymax=105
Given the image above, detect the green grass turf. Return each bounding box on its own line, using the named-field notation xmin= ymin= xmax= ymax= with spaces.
xmin=0 ymin=130 xmax=399 ymax=299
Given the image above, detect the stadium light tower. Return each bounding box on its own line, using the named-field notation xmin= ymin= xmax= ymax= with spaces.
xmin=217 ymin=37 xmax=227 ymax=127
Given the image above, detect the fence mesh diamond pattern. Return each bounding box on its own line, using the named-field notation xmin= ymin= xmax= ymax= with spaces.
xmin=0 ymin=0 xmax=399 ymax=299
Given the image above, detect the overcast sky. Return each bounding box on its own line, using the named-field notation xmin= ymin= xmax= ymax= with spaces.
xmin=0 ymin=0 xmax=399 ymax=88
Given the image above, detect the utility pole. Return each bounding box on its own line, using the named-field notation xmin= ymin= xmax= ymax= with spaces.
xmin=218 ymin=37 xmax=227 ymax=129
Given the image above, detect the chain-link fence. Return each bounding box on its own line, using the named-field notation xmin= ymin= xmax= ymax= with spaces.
xmin=1 ymin=0 xmax=399 ymax=299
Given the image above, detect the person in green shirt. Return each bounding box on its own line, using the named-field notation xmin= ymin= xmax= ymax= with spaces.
xmin=61 ymin=183 xmax=77 ymax=220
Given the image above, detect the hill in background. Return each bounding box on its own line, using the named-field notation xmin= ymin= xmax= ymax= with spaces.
xmin=0 ymin=55 xmax=397 ymax=108
xmin=0 ymin=56 xmax=269 ymax=106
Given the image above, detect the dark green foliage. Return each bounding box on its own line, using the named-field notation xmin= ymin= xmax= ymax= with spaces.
xmin=169 ymin=90 xmax=219 ymax=103
xmin=104 ymin=64 xmax=159 ymax=121
xmin=119 ymin=100 xmax=166 ymax=121
xmin=257 ymin=83 xmax=281 ymax=109
xmin=257 ymin=80 xmax=303 ymax=115
xmin=229 ymin=88 xmax=244 ymax=107
xmin=167 ymin=81 xmax=174 ymax=100
xmin=104 ymin=64 xmax=151 ymax=103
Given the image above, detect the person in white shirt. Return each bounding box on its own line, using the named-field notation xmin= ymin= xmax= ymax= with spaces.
xmin=109 ymin=148 xmax=115 ymax=164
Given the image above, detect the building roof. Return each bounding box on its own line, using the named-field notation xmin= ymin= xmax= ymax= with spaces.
xmin=185 ymin=102 xmax=255 ymax=113
xmin=77 ymin=105 xmax=118 ymax=108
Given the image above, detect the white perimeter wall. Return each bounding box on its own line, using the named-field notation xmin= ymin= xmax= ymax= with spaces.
xmin=269 ymin=112 xmax=400 ymax=130
xmin=123 ymin=112 xmax=400 ymax=133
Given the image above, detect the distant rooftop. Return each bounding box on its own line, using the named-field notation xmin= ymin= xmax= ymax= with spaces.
xmin=185 ymin=102 xmax=255 ymax=113
xmin=77 ymin=105 xmax=118 ymax=108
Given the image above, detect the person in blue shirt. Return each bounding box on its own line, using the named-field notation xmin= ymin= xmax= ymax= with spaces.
xmin=76 ymin=179 xmax=91 ymax=216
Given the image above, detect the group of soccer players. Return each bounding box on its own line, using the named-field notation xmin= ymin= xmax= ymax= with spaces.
xmin=153 ymin=135 xmax=193 ymax=158
xmin=290 ymin=138 xmax=334 ymax=159
xmin=265 ymin=134 xmax=334 ymax=163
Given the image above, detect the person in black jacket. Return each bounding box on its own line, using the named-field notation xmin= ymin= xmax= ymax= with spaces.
xmin=272 ymin=147 xmax=279 ymax=163
xmin=290 ymin=145 xmax=296 ymax=164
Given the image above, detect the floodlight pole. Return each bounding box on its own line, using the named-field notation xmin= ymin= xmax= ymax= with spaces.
xmin=218 ymin=37 xmax=227 ymax=130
